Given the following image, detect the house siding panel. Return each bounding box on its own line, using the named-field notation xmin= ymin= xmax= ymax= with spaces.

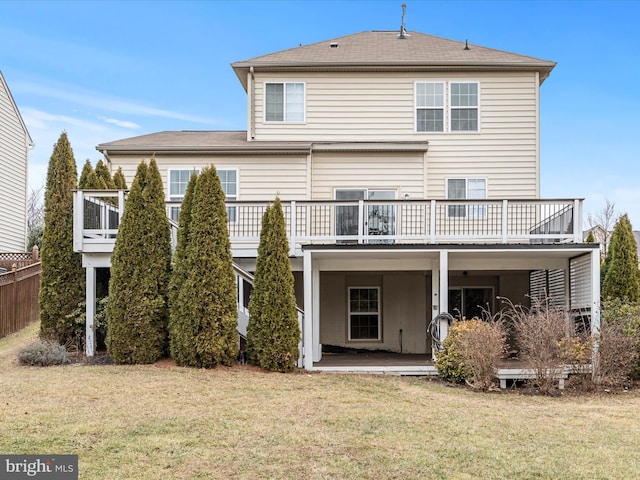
xmin=110 ymin=154 xmax=310 ymax=201
xmin=311 ymin=152 xmax=425 ymax=199
xmin=253 ymin=71 xmax=539 ymax=199
xmin=0 ymin=75 xmax=29 ymax=252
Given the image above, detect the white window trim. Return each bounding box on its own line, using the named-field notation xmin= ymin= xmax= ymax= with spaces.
xmin=348 ymin=286 xmax=382 ymax=342
xmin=414 ymin=81 xmax=445 ymax=133
xmin=448 ymin=81 xmax=480 ymax=133
xmin=263 ymin=81 xmax=306 ymax=123
xmin=445 ymin=177 xmax=488 ymax=219
xmin=167 ymin=167 xmax=239 ymax=223
xmin=218 ymin=167 xmax=239 ymax=224
xmin=167 ymin=167 xmax=201 ymax=201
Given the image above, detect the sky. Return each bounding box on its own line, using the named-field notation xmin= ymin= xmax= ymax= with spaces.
xmin=1 ymin=0 xmax=639 ymax=228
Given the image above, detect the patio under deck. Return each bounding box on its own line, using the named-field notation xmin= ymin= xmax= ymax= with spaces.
xmin=312 ymin=352 xmax=584 ymax=389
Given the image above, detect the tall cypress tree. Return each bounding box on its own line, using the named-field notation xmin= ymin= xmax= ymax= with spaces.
xmin=602 ymin=214 xmax=640 ymax=302
xmin=246 ymin=204 xmax=272 ymax=364
xmin=78 ymin=159 xmax=94 ymax=189
xmin=176 ymin=165 xmax=238 ymax=368
xmin=168 ymin=172 xmax=198 ymax=366
xmin=95 ymin=159 xmax=115 ymax=189
xmin=247 ymin=198 xmax=300 ymax=372
xmin=39 ymin=132 xmax=85 ymax=344
xmin=106 ymin=159 xmax=172 ymax=363
xmin=113 ymin=167 xmax=128 ymax=190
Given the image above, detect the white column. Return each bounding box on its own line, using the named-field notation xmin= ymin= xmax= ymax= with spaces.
xmin=85 ymin=266 xmax=96 ymax=357
xmin=591 ymin=248 xmax=601 ymax=335
xmin=312 ymin=257 xmax=322 ymax=362
xmin=590 ymin=247 xmax=602 ymax=379
xmin=303 ymin=251 xmax=314 ymax=370
xmin=439 ymin=249 xmax=449 ymax=338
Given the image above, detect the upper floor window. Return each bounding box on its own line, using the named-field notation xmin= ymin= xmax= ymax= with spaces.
xmin=168 ymin=168 xmax=238 ymax=222
xmin=416 ymin=82 xmax=444 ymax=132
xmin=265 ymin=82 xmax=304 ymax=122
xmin=447 ymin=177 xmax=486 ymax=218
xmin=169 ymin=169 xmax=199 ymax=201
xmin=450 ymin=82 xmax=479 ymax=132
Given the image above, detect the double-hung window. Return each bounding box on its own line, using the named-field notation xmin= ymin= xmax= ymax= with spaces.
xmin=416 ymin=82 xmax=444 ymax=132
xmin=265 ymin=82 xmax=304 ymax=122
xmin=168 ymin=169 xmax=199 ymax=222
xmin=447 ymin=178 xmax=487 ymax=218
xmin=218 ymin=169 xmax=238 ymax=222
xmin=348 ymin=287 xmax=381 ymax=341
xmin=450 ymin=82 xmax=479 ymax=132
xmin=168 ymin=168 xmax=238 ymax=222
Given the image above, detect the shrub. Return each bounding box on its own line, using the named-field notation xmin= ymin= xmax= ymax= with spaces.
xmin=434 ymin=324 xmax=470 ymax=384
xmin=599 ymin=298 xmax=640 ymax=382
xmin=18 ymin=340 xmax=69 ymax=366
xmin=510 ymin=300 xmax=574 ymax=394
xmin=435 ymin=318 xmax=506 ymax=389
xmin=65 ymin=297 xmax=109 ymax=351
xmin=595 ymin=321 xmax=639 ymax=388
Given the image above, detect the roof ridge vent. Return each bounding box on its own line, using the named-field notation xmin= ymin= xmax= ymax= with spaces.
xmin=399 ymin=3 xmax=407 ymax=39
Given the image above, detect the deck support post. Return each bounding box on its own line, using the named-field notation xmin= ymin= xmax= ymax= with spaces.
xmin=303 ymin=250 xmax=314 ymax=369
xmin=85 ymin=266 xmax=96 ymax=357
xmin=590 ymin=247 xmax=601 ymax=377
xmin=312 ymin=257 xmax=322 ymax=362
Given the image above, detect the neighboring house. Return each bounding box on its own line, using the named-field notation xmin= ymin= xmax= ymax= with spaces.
xmin=0 ymin=71 xmax=33 ymax=252
xmin=75 ymin=29 xmax=601 ymax=374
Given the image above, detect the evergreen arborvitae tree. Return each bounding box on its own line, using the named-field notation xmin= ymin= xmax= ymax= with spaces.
xmin=246 ymin=204 xmax=272 ymax=365
xmin=106 ymin=159 xmax=172 ymax=363
xmin=95 ymin=159 xmax=115 ymax=189
xmin=602 ymin=214 xmax=640 ymax=302
xmin=78 ymin=159 xmax=94 ymax=189
xmin=247 ymin=198 xmax=300 ymax=372
xmin=113 ymin=167 xmax=128 ymax=190
xmin=168 ymin=172 xmax=198 ymax=366
xmin=585 ymin=231 xmax=596 ymax=243
xmin=174 ymin=165 xmax=238 ymax=367
xmin=39 ymin=132 xmax=85 ymax=344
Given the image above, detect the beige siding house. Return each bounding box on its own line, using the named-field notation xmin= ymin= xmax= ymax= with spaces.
xmin=76 ymin=30 xmax=600 ymax=375
xmin=0 ymin=71 xmax=33 ymax=252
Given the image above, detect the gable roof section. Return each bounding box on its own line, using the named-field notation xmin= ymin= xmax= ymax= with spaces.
xmin=231 ymin=30 xmax=556 ymax=90
xmin=0 ymin=71 xmax=34 ymax=147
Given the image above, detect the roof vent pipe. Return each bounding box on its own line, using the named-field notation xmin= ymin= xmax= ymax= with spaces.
xmin=464 ymin=39 xmax=470 ymax=50
xmin=399 ymin=3 xmax=407 ymax=39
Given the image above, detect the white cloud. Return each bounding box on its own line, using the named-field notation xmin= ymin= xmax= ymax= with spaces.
xmin=21 ymin=107 xmax=107 ymax=132
xmin=14 ymin=81 xmax=216 ymax=125
xmin=100 ymin=116 xmax=141 ymax=129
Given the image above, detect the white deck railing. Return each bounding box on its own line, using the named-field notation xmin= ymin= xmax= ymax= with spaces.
xmin=74 ymin=190 xmax=584 ymax=254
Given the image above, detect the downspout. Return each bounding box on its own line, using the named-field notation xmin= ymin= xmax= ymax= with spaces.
xmin=249 ymin=66 xmax=255 ymax=141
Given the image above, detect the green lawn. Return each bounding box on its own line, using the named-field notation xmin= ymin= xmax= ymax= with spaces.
xmin=1 ymin=322 xmax=639 ymax=479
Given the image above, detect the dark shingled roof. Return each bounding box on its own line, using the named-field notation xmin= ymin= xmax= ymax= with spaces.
xmin=96 ymin=131 xmax=311 ymax=154
xmin=231 ymin=30 xmax=556 ymax=89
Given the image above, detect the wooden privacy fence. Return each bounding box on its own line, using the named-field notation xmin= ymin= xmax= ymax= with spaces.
xmin=0 ymin=250 xmax=41 ymax=339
